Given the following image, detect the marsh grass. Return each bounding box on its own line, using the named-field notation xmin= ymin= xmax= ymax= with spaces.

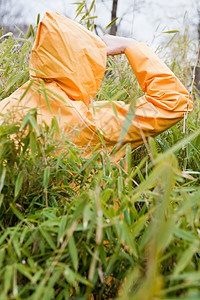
xmin=0 ymin=12 xmax=200 ymax=300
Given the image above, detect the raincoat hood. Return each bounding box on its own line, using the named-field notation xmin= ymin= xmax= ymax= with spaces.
xmin=29 ymin=12 xmax=107 ymax=104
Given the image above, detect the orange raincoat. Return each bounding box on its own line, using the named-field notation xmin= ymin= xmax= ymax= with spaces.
xmin=0 ymin=12 xmax=193 ymax=160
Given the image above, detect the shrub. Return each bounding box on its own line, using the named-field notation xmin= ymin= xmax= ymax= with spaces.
xmin=0 ymin=14 xmax=200 ymax=300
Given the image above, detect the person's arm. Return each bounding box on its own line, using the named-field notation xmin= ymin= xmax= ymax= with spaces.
xmin=101 ymin=34 xmax=137 ymax=55
xmin=101 ymin=35 xmax=193 ymax=142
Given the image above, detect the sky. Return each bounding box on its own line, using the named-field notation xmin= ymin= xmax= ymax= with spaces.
xmin=7 ymin=0 xmax=200 ymax=46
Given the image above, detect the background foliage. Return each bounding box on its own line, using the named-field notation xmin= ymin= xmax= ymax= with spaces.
xmin=0 ymin=6 xmax=200 ymax=300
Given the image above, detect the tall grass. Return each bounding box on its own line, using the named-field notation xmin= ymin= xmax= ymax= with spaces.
xmin=0 ymin=10 xmax=200 ymax=300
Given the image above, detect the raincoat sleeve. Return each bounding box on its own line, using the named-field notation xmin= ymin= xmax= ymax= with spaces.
xmin=124 ymin=42 xmax=193 ymax=137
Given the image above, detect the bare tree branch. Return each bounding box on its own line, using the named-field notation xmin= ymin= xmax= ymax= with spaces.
xmin=110 ymin=0 xmax=118 ymax=35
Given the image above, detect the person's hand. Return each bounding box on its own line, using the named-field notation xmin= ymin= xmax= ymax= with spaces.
xmin=101 ymin=34 xmax=136 ymax=56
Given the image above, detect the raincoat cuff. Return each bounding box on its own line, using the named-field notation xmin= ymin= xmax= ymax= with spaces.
xmin=124 ymin=42 xmax=146 ymax=56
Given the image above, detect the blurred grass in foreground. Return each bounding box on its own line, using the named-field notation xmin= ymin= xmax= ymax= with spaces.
xmin=0 ymin=12 xmax=200 ymax=300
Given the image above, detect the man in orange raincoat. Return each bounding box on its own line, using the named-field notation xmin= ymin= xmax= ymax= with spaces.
xmin=0 ymin=12 xmax=193 ymax=160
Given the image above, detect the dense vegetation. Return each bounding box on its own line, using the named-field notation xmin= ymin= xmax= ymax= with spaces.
xmin=0 ymin=11 xmax=200 ymax=300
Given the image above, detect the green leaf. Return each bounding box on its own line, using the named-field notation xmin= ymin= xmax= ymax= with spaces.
xmin=170 ymin=271 xmax=200 ymax=281
xmin=40 ymin=79 xmax=52 ymax=113
xmin=12 ymin=235 xmax=21 ymax=258
xmin=83 ymin=205 xmax=91 ymax=230
xmin=123 ymin=208 xmax=131 ymax=226
xmin=0 ymin=194 xmax=4 ymax=209
xmin=43 ymin=166 xmax=50 ymax=189
xmin=14 ymin=170 xmax=24 ymax=198
xmin=19 ymin=79 xmax=34 ymax=101
xmin=10 ymin=204 xmax=24 ymax=220
xmin=68 ymin=235 xmax=78 ymax=271
xmin=57 ymin=215 xmax=68 ymax=245
xmin=39 ymin=227 xmax=56 ymax=250
xmin=162 ymin=30 xmax=180 ymax=33
xmin=88 ymin=0 xmax=95 ymax=13
xmin=51 ymin=116 xmax=60 ymax=135
xmin=153 ymin=129 xmax=200 ymax=165
xmin=37 ymin=14 xmax=41 ymax=26
xmin=0 ymin=248 xmax=5 ymax=268
xmin=173 ymin=240 xmax=199 ymax=275
xmin=4 ymin=71 xmax=25 ymax=93
xmin=16 ymin=263 xmax=33 ymax=281
xmin=30 ymin=132 xmax=37 ymax=161
xmin=0 ymin=167 xmax=6 ymax=193
xmin=117 ymin=98 xmax=135 ymax=146
xmin=117 ymin=222 xmax=137 ymax=257
xmin=101 ymin=189 xmax=113 ymax=203
xmin=156 ymin=217 xmax=176 ymax=252
xmin=76 ymin=151 xmax=100 ymax=175
xmin=104 ymin=17 xmax=118 ymax=31
xmin=4 ymin=265 xmax=13 ymax=295
xmin=29 ymin=115 xmax=38 ymax=133
xmin=174 ymin=228 xmax=196 ymax=242
xmin=118 ymin=176 xmax=122 ymax=198
xmin=0 ymin=232 xmax=10 ymax=246
xmin=64 ymin=266 xmax=91 ymax=286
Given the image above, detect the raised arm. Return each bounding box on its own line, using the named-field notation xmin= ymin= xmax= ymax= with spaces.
xmin=101 ymin=35 xmax=193 ymax=144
